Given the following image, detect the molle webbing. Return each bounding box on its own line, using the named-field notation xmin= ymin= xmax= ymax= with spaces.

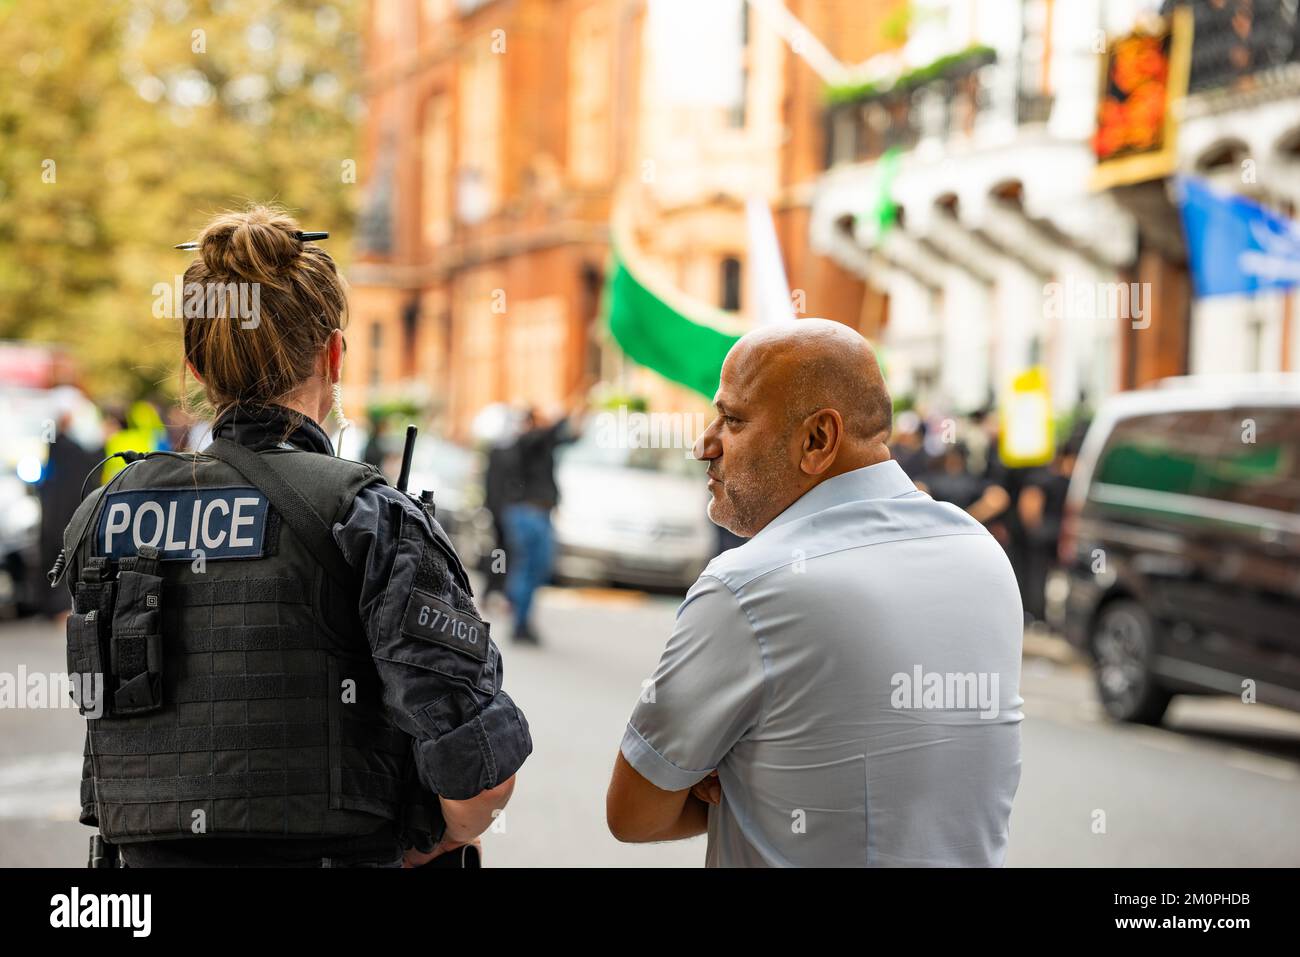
xmin=72 ymin=447 xmax=410 ymax=843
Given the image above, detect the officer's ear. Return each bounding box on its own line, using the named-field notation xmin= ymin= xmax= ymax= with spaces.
xmin=185 ymin=360 xmax=204 ymax=386
xmin=326 ymin=330 xmax=344 ymax=384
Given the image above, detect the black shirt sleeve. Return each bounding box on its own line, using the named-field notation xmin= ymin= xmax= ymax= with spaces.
xmin=333 ymin=483 xmax=532 ymax=800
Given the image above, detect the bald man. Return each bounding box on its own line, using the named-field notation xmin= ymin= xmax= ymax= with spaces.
xmin=605 ymin=319 xmax=1024 ymax=866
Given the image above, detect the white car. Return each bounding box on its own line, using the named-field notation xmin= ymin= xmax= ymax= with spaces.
xmin=0 ymin=386 xmax=103 ymax=614
xmin=552 ymin=435 xmax=717 ymax=591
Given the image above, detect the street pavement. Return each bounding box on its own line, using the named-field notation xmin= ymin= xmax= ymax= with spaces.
xmin=1 ymin=586 xmax=1298 ymax=867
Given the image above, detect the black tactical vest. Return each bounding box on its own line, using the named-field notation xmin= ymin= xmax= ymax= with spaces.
xmin=63 ymin=446 xmax=413 ymax=844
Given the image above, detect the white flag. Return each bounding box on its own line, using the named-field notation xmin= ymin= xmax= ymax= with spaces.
xmin=745 ymin=196 xmax=795 ymax=325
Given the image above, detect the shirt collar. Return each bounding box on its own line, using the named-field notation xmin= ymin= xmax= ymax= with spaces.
xmin=210 ymin=404 xmax=335 ymax=455
xmin=755 ymin=459 xmax=916 ymax=537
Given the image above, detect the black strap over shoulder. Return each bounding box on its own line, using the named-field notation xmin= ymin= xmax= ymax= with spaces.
xmin=204 ymin=438 xmax=357 ymax=593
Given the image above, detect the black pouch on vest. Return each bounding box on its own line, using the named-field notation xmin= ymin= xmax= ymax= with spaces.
xmin=66 ymin=558 xmax=115 ymax=717
xmin=110 ymin=545 xmax=165 ymax=715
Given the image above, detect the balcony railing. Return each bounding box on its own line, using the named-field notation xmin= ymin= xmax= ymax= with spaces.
xmin=823 ymin=50 xmax=1055 ymax=169
xmin=1171 ymin=0 xmax=1300 ymax=93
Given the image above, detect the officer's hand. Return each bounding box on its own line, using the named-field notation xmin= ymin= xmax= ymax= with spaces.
xmin=690 ymin=771 xmax=721 ymax=806
xmin=402 ymin=837 xmax=482 ymax=868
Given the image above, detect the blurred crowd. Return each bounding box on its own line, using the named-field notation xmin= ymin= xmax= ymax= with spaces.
xmin=888 ymin=408 xmax=1087 ymax=627
xmin=27 ymin=380 xmax=1085 ymax=638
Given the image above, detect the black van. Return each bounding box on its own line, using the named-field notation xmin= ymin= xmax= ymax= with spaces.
xmin=1051 ymin=378 xmax=1300 ymax=724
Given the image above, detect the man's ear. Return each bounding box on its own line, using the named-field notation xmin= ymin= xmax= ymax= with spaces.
xmin=799 ymin=408 xmax=843 ymax=476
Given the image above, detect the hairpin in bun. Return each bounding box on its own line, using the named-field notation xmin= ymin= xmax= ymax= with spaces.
xmin=173 ymin=229 xmax=329 ymax=251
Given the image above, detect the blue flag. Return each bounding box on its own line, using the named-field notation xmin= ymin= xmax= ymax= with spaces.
xmin=1177 ymin=176 xmax=1300 ymax=297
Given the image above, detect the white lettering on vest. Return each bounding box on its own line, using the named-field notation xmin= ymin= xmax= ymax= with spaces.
xmin=229 ymin=497 xmax=259 ymax=548
xmin=132 ymin=502 xmax=165 ymax=548
xmin=164 ymin=501 xmax=187 ymax=552
xmin=104 ymin=503 xmax=130 ymax=552
xmin=201 ymin=498 xmax=229 ymax=549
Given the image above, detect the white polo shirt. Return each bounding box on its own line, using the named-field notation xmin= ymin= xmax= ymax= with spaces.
xmin=621 ymin=459 xmax=1024 ymax=866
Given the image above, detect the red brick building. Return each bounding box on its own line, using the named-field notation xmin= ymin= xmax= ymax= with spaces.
xmin=346 ymin=0 xmax=900 ymax=437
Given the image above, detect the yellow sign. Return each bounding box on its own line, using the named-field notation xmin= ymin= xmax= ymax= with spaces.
xmin=999 ymin=367 xmax=1054 ymax=468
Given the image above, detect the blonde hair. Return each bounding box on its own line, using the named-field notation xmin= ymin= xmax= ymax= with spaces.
xmin=180 ymin=205 xmax=347 ymax=418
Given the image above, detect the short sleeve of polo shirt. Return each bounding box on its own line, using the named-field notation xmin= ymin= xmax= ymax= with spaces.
xmin=620 ymin=574 xmax=766 ymax=792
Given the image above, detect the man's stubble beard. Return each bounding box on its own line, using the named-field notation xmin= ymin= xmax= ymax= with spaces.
xmin=708 ymin=434 xmax=793 ymax=538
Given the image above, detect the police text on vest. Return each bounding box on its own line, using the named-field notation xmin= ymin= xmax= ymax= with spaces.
xmin=97 ymin=487 xmax=269 ymax=560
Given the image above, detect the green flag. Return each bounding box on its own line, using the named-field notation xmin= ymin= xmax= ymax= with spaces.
xmin=857 ymin=146 xmax=900 ymax=247
xmin=602 ymin=242 xmax=741 ymax=399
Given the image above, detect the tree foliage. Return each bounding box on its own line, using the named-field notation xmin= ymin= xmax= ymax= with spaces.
xmin=0 ymin=0 xmax=362 ymax=400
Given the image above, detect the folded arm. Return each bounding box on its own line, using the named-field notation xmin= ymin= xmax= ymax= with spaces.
xmin=606 ymin=753 xmax=709 ymax=843
xmin=606 ymin=574 xmax=764 ymax=844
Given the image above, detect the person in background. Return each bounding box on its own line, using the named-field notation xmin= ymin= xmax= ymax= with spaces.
xmin=1019 ymin=430 xmax=1084 ymax=625
xmin=482 ymin=409 xmax=522 ymax=604
xmin=919 ymin=441 xmax=1010 ymax=527
xmin=101 ymin=400 xmax=166 ymax=483
xmin=134 ymin=398 xmax=171 ymax=451
xmin=502 ymin=388 xmax=587 ymax=644
xmin=362 ymin=412 xmax=389 ymax=477
xmin=888 ymin=409 xmax=931 ymax=479
xmin=976 ymin=409 xmax=1034 ymax=621
xmin=38 ymin=402 xmax=102 ymax=618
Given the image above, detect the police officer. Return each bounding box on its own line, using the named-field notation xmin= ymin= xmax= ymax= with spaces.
xmin=56 ymin=205 xmax=531 ymax=867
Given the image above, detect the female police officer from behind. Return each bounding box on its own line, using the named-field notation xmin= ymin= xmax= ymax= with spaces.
xmin=59 ymin=206 xmax=530 ymax=867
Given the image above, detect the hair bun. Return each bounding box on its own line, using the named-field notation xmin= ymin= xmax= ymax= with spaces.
xmin=197 ymin=205 xmax=302 ymax=284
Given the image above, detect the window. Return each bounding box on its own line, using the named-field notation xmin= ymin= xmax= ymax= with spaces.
xmin=1093 ymin=410 xmax=1230 ymax=497
xmin=729 ymin=0 xmax=749 ymax=129
xmin=421 ymin=95 xmax=452 ymax=246
xmin=369 ymin=321 xmax=383 ymax=388
xmin=457 ymin=40 xmax=501 ymax=223
xmin=568 ymin=4 xmax=613 ymax=186
xmin=1199 ymin=407 xmax=1300 ymax=514
xmin=1096 ymin=406 xmax=1300 ymax=521
xmin=402 ymin=297 xmax=420 ymax=379
xmin=720 ymin=256 xmax=742 ymax=311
